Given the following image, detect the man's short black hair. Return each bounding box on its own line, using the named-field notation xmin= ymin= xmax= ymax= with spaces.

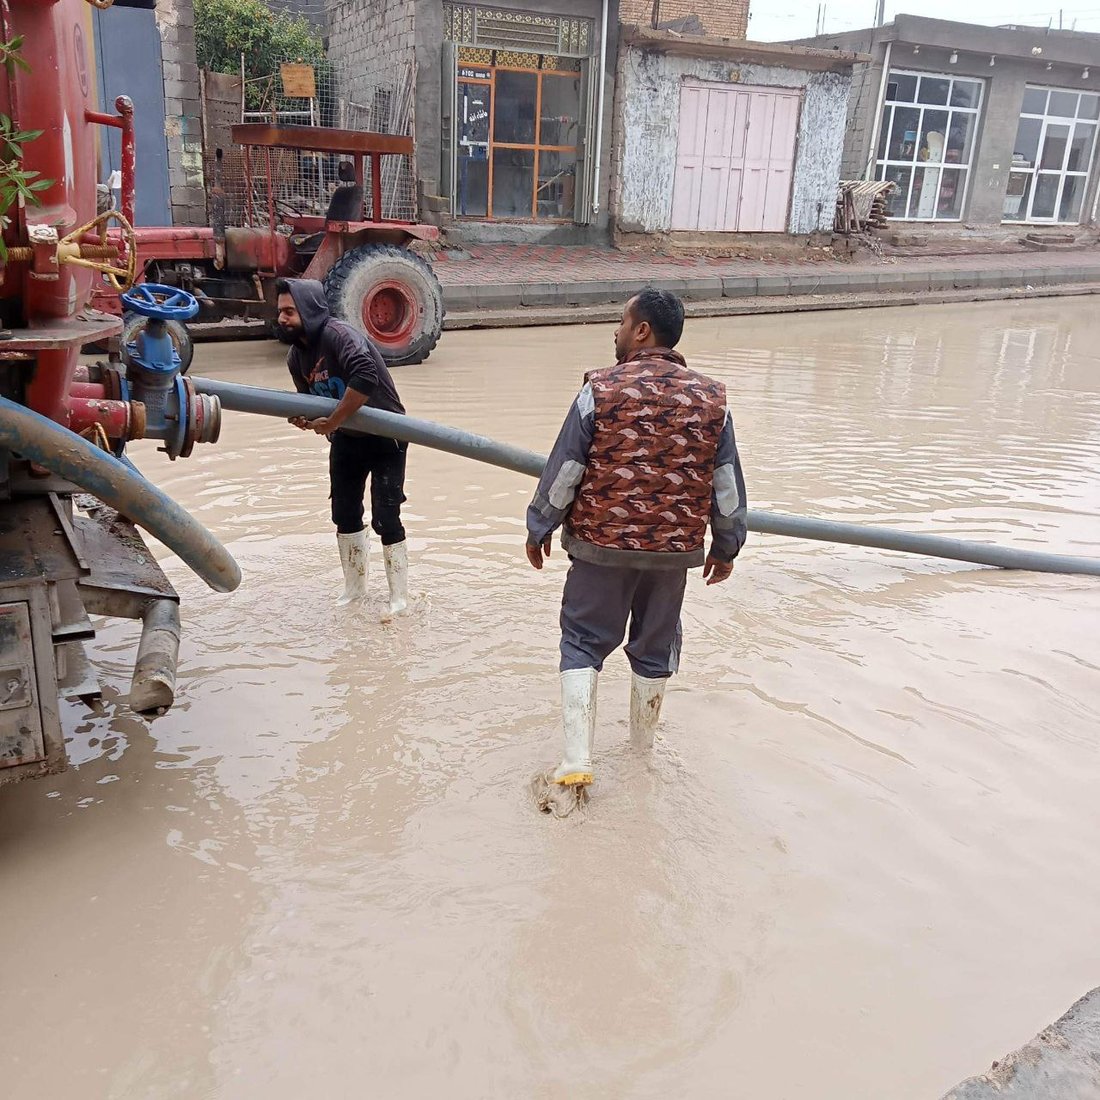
xmin=630 ymin=287 xmax=685 ymax=348
xmin=275 ymin=278 xmax=293 ymax=297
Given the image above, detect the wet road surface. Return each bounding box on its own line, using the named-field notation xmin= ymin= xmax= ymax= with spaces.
xmin=2 ymin=298 xmax=1099 ymax=1098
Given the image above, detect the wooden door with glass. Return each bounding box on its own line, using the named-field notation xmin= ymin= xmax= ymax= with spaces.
xmin=454 ymin=63 xmax=582 ymax=220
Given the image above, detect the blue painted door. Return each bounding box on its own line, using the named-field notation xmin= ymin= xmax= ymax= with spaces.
xmin=92 ymin=5 xmax=172 ymax=226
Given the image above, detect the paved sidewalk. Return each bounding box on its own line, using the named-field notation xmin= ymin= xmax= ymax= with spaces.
xmin=942 ymin=987 xmax=1100 ymax=1099
xmin=433 ymin=243 xmax=1100 ymax=315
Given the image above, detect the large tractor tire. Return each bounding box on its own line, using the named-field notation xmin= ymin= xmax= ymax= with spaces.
xmin=323 ymin=244 xmax=444 ymax=367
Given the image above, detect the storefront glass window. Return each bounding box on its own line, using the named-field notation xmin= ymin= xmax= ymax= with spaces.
xmin=876 ymin=69 xmax=984 ymax=221
xmin=917 ymin=76 xmax=950 ymax=105
xmin=539 ymin=74 xmax=581 ymax=147
xmin=535 ymin=149 xmax=577 ymax=218
xmin=491 ymin=147 xmax=535 ymax=216
xmin=1005 ymin=85 xmax=1099 ymax=224
xmin=950 ymin=80 xmax=981 ymax=109
xmin=451 ymin=58 xmax=583 ymax=221
xmin=493 ymin=70 xmax=537 ymax=144
xmin=1078 ymin=93 xmax=1100 ymax=120
xmin=456 ymin=76 xmax=491 ymax=217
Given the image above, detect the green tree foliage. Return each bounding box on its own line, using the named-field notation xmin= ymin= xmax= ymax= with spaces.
xmin=0 ymin=36 xmax=52 ymax=261
xmin=195 ymin=0 xmax=326 ymax=110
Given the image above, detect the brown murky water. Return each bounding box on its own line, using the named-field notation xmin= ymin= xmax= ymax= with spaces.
xmin=2 ymin=299 xmax=1099 ymax=1099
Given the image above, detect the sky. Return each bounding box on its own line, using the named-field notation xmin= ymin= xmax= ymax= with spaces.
xmin=748 ymin=0 xmax=1100 ymax=41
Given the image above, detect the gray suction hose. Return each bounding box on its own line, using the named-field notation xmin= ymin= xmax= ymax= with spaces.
xmin=190 ymin=377 xmax=1100 ymax=579
xmin=191 ymin=377 xmax=541 ymax=476
xmin=0 ymin=397 xmax=241 ymax=592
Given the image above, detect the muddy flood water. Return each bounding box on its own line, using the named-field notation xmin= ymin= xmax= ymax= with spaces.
xmin=2 ymin=298 xmax=1099 ymax=1099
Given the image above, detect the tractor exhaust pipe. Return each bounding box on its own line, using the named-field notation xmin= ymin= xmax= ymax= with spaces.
xmin=210 ymin=147 xmax=227 ymax=271
xmin=130 ymin=598 xmax=181 ymax=714
xmin=190 ymin=377 xmax=1100 ymax=578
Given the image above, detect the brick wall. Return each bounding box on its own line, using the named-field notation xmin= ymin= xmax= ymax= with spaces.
xmin=618 ymin=0 xmax=749 ymax=39
xmin=155 ymin=0 xmax=206 ymax=226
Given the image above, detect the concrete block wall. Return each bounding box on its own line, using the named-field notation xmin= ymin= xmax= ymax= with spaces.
xmin=155 ymin=0 xmax=206 ymax=226
xmin=618 ymin=0 xmax=748 ymax=38
xmin=412 ymin=0 xmax=445 ymax=201
xmin=325 ymin=0 xmax=415 ymax=125
xmin=270 ymin=0 xmax=326 ymax=32
xmin=834 ymin=34 xmax=880 ymax=179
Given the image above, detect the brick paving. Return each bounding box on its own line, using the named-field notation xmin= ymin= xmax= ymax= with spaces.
xmin=432 ymin=242 xmax=1100 ymax=289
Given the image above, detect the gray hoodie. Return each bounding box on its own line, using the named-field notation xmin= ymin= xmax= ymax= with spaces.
xmin=283 ymin=278 xmax=405 ymax=419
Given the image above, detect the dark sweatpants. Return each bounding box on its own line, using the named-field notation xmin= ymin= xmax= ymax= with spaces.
xmin=329 ymin=431 xmax=407 ymax=544
xmin=559 ymin=558 xmax=687 ymax=679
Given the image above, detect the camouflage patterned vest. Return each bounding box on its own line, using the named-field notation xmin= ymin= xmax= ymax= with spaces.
xmin=566 ymin=349 xmax=727 ymax=557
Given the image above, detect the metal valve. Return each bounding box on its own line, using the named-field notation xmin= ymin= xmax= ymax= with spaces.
xmin=120 ymin=284 xmax=219 ymax=459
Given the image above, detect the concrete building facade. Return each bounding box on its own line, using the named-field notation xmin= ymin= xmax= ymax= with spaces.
xmin=321 ymin=0 xmax=863 ymax=243
xmin=799 ymin=16 xmax=1100 ymax=230
xmin=610 ymin=27 xmax=862 ymax=242
xmin=323 ymin=0 xmax=619 ymax=242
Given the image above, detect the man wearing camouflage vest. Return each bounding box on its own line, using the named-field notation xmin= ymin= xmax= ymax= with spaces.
xmin=526 ymin=288 xmax=748 ymax=808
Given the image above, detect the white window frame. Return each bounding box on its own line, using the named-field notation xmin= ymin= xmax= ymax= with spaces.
xmin=1004 ymin=85 xmax=1100 ymax=225
xmin=875 ymin=68 xmax=985 ymax=222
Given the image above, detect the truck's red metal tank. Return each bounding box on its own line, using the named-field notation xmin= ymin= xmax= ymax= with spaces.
xmin=1 ymin=0 xmax=99 ymax=322
xmin=0 ymin=0 xmax=109 ymax=425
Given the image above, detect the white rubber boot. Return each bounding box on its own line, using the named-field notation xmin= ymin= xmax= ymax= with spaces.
xmin=552 ymin=668 xmax=598 ymax=787
xmin=336 ymin=530 xmax=369 ymax=606
xmin=383 ymin=541 xmax=409 ymax=617
xmin=629 ymin=674 xmax=667 ymax=750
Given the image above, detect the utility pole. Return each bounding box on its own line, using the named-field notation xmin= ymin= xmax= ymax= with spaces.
xmin=874 ymin=0 xmax=886 ymax=28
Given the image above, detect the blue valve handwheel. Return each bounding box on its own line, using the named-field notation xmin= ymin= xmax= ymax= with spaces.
xmin=121 ymin=282 xmax=200 ymax=321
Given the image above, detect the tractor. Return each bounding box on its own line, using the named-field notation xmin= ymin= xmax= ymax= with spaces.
xmin=93 ymin=125 xmax=446 ymax=370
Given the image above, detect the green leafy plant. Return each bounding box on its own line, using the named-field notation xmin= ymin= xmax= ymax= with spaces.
xmin=0 ymin=34 xmax=30 ymax=75
xmin=0 ymin=36 xmax=53 ymax=262
xmin=195 ymin=0 xmax=327 ymax=112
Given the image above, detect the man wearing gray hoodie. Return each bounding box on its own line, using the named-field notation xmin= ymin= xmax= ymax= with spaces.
xmin=275 ymin=278 xmax=409 ymax=615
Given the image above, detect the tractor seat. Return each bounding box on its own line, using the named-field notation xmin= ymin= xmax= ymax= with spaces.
xmin=325 ymin=184 xmax=363 ymax=223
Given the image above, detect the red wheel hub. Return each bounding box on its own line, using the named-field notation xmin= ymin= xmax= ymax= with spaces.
xmin=362 ymin=282 xmax=418 ymax=348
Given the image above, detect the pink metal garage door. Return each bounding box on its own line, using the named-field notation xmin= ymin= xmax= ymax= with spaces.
xmin=671 ymin=82 xmax=800 ymax=233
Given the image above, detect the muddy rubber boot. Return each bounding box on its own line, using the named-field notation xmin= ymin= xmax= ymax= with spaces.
xmin=383 ymin=541 xmax=409 ymax=617
xmin=629 ymin=674 xmax=667 ymax=751
xmin=552 ymin=668 xmax=598 ymax=787
xmin=336 ymin=530 xmax=369 ymax=606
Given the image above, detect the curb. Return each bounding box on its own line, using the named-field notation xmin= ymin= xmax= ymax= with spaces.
xmin=442 ymin=281 xmax=1100 ymax=331
xmin=440 ymin=264 xmax=1100 ymax=314
xmin=942 ymin=987 xmax=1100 ymax=1099
xmin=187 ymin=272 xmax=1100 ymax=344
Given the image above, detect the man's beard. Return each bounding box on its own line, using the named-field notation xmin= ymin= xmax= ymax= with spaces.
xmin=275 ymin=324 xmax=300 ymax=345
